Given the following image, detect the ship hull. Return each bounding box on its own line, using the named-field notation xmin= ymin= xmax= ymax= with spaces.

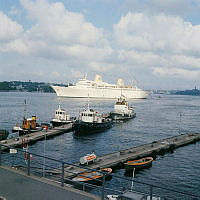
xmin=50 ymin=120 xmax=72 ymax=127
xmin=51 ymin=86 xmax=148 ymax=99
xmin=73 ymin=120 xmax=113 ymax=134
xmin=12 ymin=128 xmax=42 ymax=136
xmin=110 ymin=112 xmax=136 ymax=120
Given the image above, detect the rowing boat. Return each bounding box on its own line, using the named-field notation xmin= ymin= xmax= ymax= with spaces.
xmin=72 ymin=168 xmax=112 ymax=183
xmin=124 ymin=157 xmax=153 ymax=169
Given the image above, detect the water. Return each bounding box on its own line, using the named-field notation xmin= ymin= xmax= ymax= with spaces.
xmin=0 ymin=92 xmax=200 ymax=197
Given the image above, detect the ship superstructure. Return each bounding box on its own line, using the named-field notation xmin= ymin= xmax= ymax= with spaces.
xmin=51 ymin=75 xmax=147 ymax=99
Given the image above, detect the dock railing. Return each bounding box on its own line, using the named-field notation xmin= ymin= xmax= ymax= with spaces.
xmin=0 ymin=143 xmax=199 ymax=200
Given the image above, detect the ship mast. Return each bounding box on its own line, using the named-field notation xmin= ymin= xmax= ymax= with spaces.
xmin=24 ymin=99 xmax=27 ymax=119
xmin=83 ymin=73 xmax=87 ymax=80
xmin=87 ymin=93 xmax=90 ymax=110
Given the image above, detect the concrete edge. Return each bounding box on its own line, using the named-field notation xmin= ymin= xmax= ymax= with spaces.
xmin=0 ymin=166 xmax=100 ymax=200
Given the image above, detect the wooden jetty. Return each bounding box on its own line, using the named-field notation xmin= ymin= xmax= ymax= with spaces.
xmin=1 ymin=131 xmax=200 ymax=181
xmin=56 ymin=132 xmax=200 ymax=180
xmin=0 ymin=123 xmax=73 ymax=150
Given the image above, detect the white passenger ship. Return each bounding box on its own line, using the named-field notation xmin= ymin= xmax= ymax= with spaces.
xmin=51 ymin=75 xmax=148 ymax=99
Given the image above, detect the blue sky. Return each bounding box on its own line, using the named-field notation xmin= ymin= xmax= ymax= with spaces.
xmin=1 ymin=0 xmax=200 ymax=90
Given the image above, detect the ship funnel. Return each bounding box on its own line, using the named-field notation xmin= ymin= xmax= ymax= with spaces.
xmin=117 ymin=78 xmax=124 ymax=86
xmin=94 ymin=75 xmax=102 ymax=83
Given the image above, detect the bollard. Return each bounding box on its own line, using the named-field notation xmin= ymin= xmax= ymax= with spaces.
xmin=27 ymin=153 xmax=31 ymax=176
xmin=101 ymin=173 xmax=105 ymax=200
xmin=149 ymin=185 xmax=153 ymax=200
xmin=61 ymin=162 xmax=64 ymax=187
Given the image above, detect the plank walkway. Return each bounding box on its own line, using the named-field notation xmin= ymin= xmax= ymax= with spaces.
xmin=0 ymin=123 xmax=73 ymax=150
xmin=2 ymin=130 xmax=200 ymax=182
xmin=56 ymin=132 xmax=200 ymax=179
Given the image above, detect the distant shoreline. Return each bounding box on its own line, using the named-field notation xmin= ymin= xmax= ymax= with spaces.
xmin=0 ymin=90 xmax=54 ymax=93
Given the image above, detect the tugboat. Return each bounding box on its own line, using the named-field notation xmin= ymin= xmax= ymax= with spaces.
xmin=110 ymin=95 xmax=136 ymax=120
xmin=50 ymin=105 xmax=74 ymax=127
xmin=0 ymin=129 xmax=9 ymax=140
xmin=73 ymin=103 xmax=113 ymax=134
xmin=12 ymin=116 xmax=42 ymax=136
xmin=12 ymin=100 xmax=42 ymax=136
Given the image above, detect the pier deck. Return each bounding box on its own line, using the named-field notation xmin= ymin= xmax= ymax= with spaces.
xmin=58 ymin=133 xmax=200 ymax=179
xmin=0 ymin=123 xmax=73 ymax=150
xmin=0 ymin=166 xmax=99 ymax=200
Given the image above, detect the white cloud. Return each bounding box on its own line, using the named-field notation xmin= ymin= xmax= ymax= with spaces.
xmin=170 ymin=55 xmax=200 ymax=69
xmin=88 ymin=61 xmax=115 ymax=72
xmin=153 ymin=67 xmax=200 ymax=79
xmin=0 ymin=12 xmax=23 ymax=42
xmin=1 ymin=0 xmax=200 ymax=88
xmin=51 ymin=71 xmax=60 ymax=77
xmin=123 ymin=0 xmax=200 ymax=17
xmin=8 ymin=0 xmax=113 ymax=73
xmin=20 ymin=0 xmax=106 ymax=46
xmin=116 ymin=49 xmax=162 ymax=66
xmin=71 ymin=70 xmax=83 ymax=78
xmin=1 ymin=39 xmax=28 ymax=54
xmin=0 ymin=0 xmax=113 ymax=72
xmin=113 ymin=12 xmax=200 ymax=55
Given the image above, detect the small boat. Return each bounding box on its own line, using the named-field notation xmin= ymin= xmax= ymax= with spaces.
xmin=73 ymin=103 xmax=113 ymax=134
xmin=72 ymin=168 xmax=112 ymax=183
xmin=12 ymin=100 xmax=42 ymax=136
xmin=110 ymin=95 xmax=136 ymax=121
xmin=50 ymin=105 xmax=74 ymax=127
xmin=107 ymin=167 xmax=160 ymax=200
xmin=80 ymin=152 xmax=97 ymax=165
xmin=107 ymin=191 xmax=161 ymax=200
xmin=0 ymin=129 xmax=9 ymax=140
xmin=12 ymin=116 xmax=42 ymax=136
xmin=124 ymin=157 xmax=153 ymax=170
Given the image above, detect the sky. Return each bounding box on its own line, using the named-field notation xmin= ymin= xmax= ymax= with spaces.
xmin=1 ymin=0 xmax=200 ymax=90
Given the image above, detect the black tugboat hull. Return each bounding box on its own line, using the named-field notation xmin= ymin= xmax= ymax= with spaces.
xmin=110 ymin=112 xmax=136 ymax=121
xmin=50 ymin=120 xmax=72 ymax=127
xmin=73 ymin=120 xmax=112 ymax=134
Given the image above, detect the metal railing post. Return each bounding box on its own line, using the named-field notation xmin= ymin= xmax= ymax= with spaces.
xmin=61 ymin=162 xmax=64 ymax=187
xmin=27 ymin=153 xmax=31 ymax=176
xmin=150 ymin=185 xmax=153 ymax=200
xmin=0 ymin=144 xmax=2 ymax=166
xmin=101 ymin=173 xmax=105 ymax=200
xmin=42 ymin=132 xmax=46 ymax=177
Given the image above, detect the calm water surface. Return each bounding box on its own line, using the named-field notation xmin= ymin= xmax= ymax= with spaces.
xmin=0 ymin=92 xmax=200 ymax=197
